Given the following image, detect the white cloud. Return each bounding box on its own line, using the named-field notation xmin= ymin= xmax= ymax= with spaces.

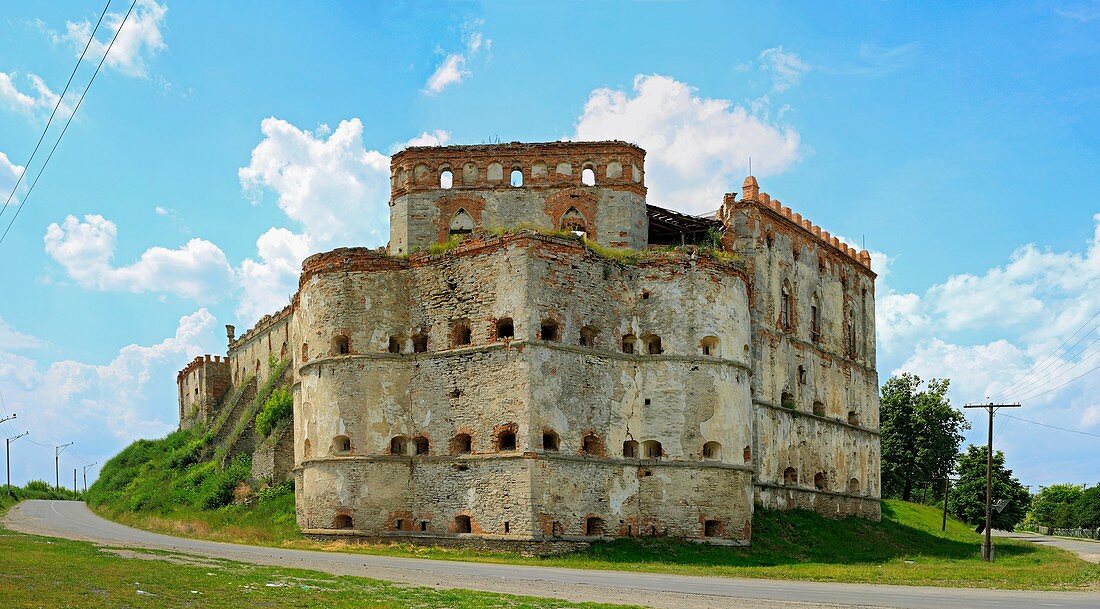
xmin=0 ymin=72 xmax=68 ymax=118
xmin=758 ymin=46 xmax=810 ymax=93
xmin=0 ymin=309 xmax=220 ymax=485
xmin=0 ymin=317 xmax=44 ymax=351
xmin=400 ymin=129 xmax=452 ymax=149
xmin=236 ymin=117 xmax=393 ymax=323
xmin=0 ymin=151 xmax=24 ymax=205
xmin=424 ymin=29 xmax=491 ymax=94
xmin=575 ymin=74 xmax=801 ymax=213
xmin=43 ymin=214 xmax=234 ymax=302
xmin=60 ymin=0 xmax=167 ymax=77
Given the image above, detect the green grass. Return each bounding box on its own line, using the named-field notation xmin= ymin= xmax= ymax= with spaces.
xmin=0 ymin=509 xmax=634 ymax=609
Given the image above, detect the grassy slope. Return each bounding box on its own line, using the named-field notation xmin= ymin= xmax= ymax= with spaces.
xmin=85 ymin=430 xmax=1099 ymax=591
xmin=0 ymin=501 xmax=633 ymax=609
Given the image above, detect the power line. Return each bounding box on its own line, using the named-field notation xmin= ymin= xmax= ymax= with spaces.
xmin=1008 ymin=346 xmax=1100 ymax=401
xmin=0 ymin=0 xmax=137 ymax=247
xmin=990 ymin=309 xmax=1100 ymax=400
xmin=1015 ymin=359 xmax=1100 ymax=402
xmin=1001 ymin=330 xmax=1100 ymax=401
xmin=999 ymin=413 xmax=1100 ymax=439
xmin=0 ymin=0 xmax=112 ymax=222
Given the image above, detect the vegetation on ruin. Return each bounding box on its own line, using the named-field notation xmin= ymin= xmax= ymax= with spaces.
xmin=255 ymin=387 xmax=293 ymax=438
xmin=0 ymin=505 xmax=631 ymax=609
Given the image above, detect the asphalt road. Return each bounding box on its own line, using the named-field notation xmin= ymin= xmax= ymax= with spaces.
xmin=6 ymin=500 xmax=1099 ymax=609
xmin=994 ymin=530 xmax=1100 ymax=563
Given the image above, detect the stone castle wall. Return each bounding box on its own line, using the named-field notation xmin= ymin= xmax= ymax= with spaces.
xmin=177 ymin=355 xmax=230 ymax=429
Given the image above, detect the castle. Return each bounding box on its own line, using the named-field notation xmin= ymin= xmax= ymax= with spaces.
xmin=178 ymin=140 xmax=880 ymax=550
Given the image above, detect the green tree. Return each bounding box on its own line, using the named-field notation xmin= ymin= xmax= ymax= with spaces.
xmin=880 ymin=374 xmax=970 ymax=501
xmin=949 ymin=445 xmax=1031 ymax=531
xmin=1077 ymin=485 xmax=1100 ymax=528
xmin=1028 ymin=483 xmax=1083 ymax=528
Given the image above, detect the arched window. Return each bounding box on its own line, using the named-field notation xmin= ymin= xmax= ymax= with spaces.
xmin=540 ymin=319 xmax=560 ymax=342
xmin=798 ymin=365 xmax=807 ymax=385
xmin=542 ymin=430 xmax=560 ymax=451
xmin=743 ymin=445 xmax=751 ymax=463
xmin=495 ymin=317 xmax=514 ymax=340
xmin=585 ymin=516 xmax=605 ymax=536
xmin=848 ymin=410 xmax=860 ymax=426
xmin=579 ymin=325 xmax=598 ymax=347
xmin=642 ymin=440 xmax=663 ymax=459
xmin=388 ymin=334 xmax=405 ymax=354
xmin=622 ymin=440 xmax=639 ymax=458
xmin=560 ymin=207 xmax=588 ymax=235
xmin=780 ymin=282 xmax=792 ymax=330
xmin=621 ymin=333 xmax=636 ymax=354
xmin=643 ymin=334 xmax=663 ymax=355
xmin=581 ymin=166 xmax=596 ymax=186
xmin=581 ymin=433 xmax=602 ymax=455
xmin=495 ymin=426 xmax=517 ymax=451
xmin=700 ymin=336 xmax=719 ymax=357
xmin=454 ymin=514 xmax=472 ymax=534
xmin=814 ymin=472 xmax=827 ymax=491
xmin=781 ymin=391 xmax=796 ymax=409
xmin=412 ymin=332 xmax=428 ymax=353
xmin=783 ymin=467 xmax=798 ymax=485
xmin=450 ymin=319 xmax=472 ymax=347
xmin=333 ymin=435 xmax=351 ymax=454
xmin=848 ymin=477 xmax=861 ymax=494
xmin=451 ymin=433 xmax=472 ymax=455
xmin=702 ymin=441 xmax=721 ymax=460
xmin=331 ymin=335 xmax=350 ymax=355
xmin=813 ymin=401 xmax=825 ymax=417
xmin=440 ymin=169 xmax=454 ymax=189
xmin=333 ymin=514 xmax=353 ymax=529
xmin=390 ymin=435 xmax=408 ymax=455
xmin=414 ymin=436 xmax=430 ymax=455
xmin=510 ymin=168 xmax=523 ymax=187
xmin=448 ymin=209 xmax=475 ymax=238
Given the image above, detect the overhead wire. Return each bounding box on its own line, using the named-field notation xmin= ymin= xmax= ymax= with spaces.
xmin=988 ymin=310 xmax=1100 ymax=401
xmin=0 ymin=0 xmax=137 ymax=247
xmin=999 ymin=413 xmax=1100 ymax=439
xmin=1000 ymin=329 xmax=1100 ymax=401
xmin=0 ymin=0 xmax=112 ymax=222
xmin=1014 ymin=359 xmax=1100 ymax=402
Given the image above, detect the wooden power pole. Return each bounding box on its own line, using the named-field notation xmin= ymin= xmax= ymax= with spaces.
xmin=964 ymin=402 xmax=1021 ymax=562
xmin=54 ymin=442 xmax=73 ymax=490
xmin=6 ymin=431 xmax=28 ymax=496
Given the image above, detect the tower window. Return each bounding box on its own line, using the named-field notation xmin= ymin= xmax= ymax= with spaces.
xmin=510 ymin=169 xmax=523 ymax=187
xmin=415 ymin=436 xmax=430 ymax=455
xmin=390 ymin=435 xmax=408 ymax=455
xmin=450 ymin=319 xmax=472 ymax=347
xmin=642 ymin=440 xmax=663 ymax=459
xmin=579 ymin=326 xmax=598 ymax=347
xmin=581 ymin=167 xmax=596 ymax=186
xmin=581 ymin=433 xmax=602 ymax=456
xmin=331 ymin=335 xmax=350 ymax=355
xmin=412 ymin=332 xmax=428 ymax=353
xmin=540 ymin=319 xmax=560 ymax=342
xmin=622 ymin=440 xmax=639 ymax=458
xmin=440 ymin=169 xmax=453 ymax=189
xmin=451 ymin=433 xmax=472 ymax=455
xmin=585 ymin=517 xmax=605 ymax=536
xmin=783 ymin=467 xmax=798 ymax=485
xmin=495 ymin=426 xmax=517 ymax=451
xmin=454 ymin=515 xmax=472 ymax=534
xmin=702 ymin=441 xmax=721 ymax=460
xmin=496 ymin=317 xmax=514 ymax=340
xmin=542 ymin=430 xmax=560 ymax=451
xmin=621 ymin=334 xmax=636 ymax=354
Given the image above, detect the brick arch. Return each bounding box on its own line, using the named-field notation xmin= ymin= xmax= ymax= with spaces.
xmin=436 ymin=195 xmax=487 ymax=243
xmin=546 ymin=189 xmax=597 ymax=234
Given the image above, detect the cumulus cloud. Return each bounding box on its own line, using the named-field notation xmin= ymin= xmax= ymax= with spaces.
xmin=0 ymin=309 xmax=219 ymax=485
xmin=236 ymin=117 xmax=392 ymax=321
xmin=424 ymin=30 xmax=491 ymax=94
xmin=59 ymin=0 xmax=167 ymax=77
xmin=400 ymin=129 xmax=452 ymax=149
xmin=0 ymin=317 xmax=44 ymax=351
xmin=44 ymin=214 xmax=234 ymax=302
xmin=0 ymin=72 xmax=70 ymax=119
xmin=875 ymin=214 xmax=1100 ymax=484
xmin=575 ymin=74 xmax=801 ymax=213
xmin=0 ymin=151 xmax=24 ymax=205
xmin=758 ymin=46 xmax=810 ymax=93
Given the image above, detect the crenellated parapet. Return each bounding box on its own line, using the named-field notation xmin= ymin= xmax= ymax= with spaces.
xmin=727 ymin=176 xmax=873 ymax=273
xmin=176 ymin=354 xmax=228 ymax=383
xmin=177 ymin=354 xmax=231 ymax=430
xmin=229 ymin=302 xmax=296 ymax=352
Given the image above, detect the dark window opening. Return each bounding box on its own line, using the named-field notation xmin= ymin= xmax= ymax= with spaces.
xmin=585 ymin=517 xmax=605 ymax=536
xmin=848 ymin=410 xmax=860 ymax=426
xmin=542 ymin=430 xmax=560 ymax=451
xmin=849 ymin=478 xmax=861 ymax=494
xmin=560 ymin=207 xmax=588 ymax=235
xmin=702 ymin=441 xmax=721 ymax=460
xmin=504 ymin=521 xmax=511 ymax=533
xmin=420 ymin=520 xmax=429 ymax=531
xmin=814 ymin=472 xmax=827 ymax=491
xmin=743 ymin=445 xmax=751 ymax=463
xmin=621 ymin=334 xmax=636 ymax=354
xmin=704 ymin=519 xmax=721 ymax=537
xmin=415 ymin=436 xmax=430 ymax=455
xmin=783 ymin=467 xmax=798 ymax=485
xmin=454 ymin=515 xmax=472 ymax=534
xmin=551 ymin=521 xmax=563 ymax=536
xmin=810 ymin=302 xmax=821 ymax=343
xmin=496 ymin=317 xmax=514 ymax=340
xmin=813 ymin=401 xmax=825 ymax=417
xmin=395 ymin=518 xmax=404 ymax=530
xmin=450 ymin=319 xmax=472 ymax=347
xmin=798 ymin=365 xmax=807 ymax=385
xmin=332 ymin=335 xmax=350 ymax=355
xmin=333 ymin=435 xmax=351 ymax=454
xmin=496 ymin=428 xmax=517 ymax=451
xmin=390 ymin=435 xmax=408 ymax=455
xmin=781 ymin=391 xmax=796 ymax=409
xmin=333 ymin=514 xmax=353 ymax=529
xmin=412 ymin=332 xmax=428 ymax=353
xmin=579 ymin=325 xmax=598 ymax=347
xmin=540 ymin=319 xmax=560 ymax=342
xmin=645 ymin=334 xmax=663 ymax=355
xmin=700 ymin=336 xmax=719 ymax=356
xmin=642 ymin=440 xmax=663 ymax=459
xmin=780 ymin=284 xmax=792 ymax=330
xmin=581 ymin=433 xmax=602 ymax=455
xmin=622 ymin=440 xmax=639 ymax=458
xmin=388 ymin=334 xmax=404 ymax=354
xmin=451 ymin=433 xmax=472 ymax=455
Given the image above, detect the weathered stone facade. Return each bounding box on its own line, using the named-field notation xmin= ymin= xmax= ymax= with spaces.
xmin=177 ymin=354 xmax=230 ymax=430
xmin=178 ymin=140 xmax=880 ymax=550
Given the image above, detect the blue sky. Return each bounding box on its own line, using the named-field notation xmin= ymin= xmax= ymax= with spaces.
xmin=1 ymin=0 xmax=1098 ymax=490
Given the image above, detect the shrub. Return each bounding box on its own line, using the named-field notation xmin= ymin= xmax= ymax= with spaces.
xmin=198 ymin=454 xmax=252 ymax=510
xmin=256 ymin=387 xmax=293 ymax=438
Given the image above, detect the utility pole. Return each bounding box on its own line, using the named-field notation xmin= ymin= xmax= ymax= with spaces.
xmin=73 ymin=468 xmax=77 ymax=495
xmin=942 ymin=477 xmax=952 ymax=532
xmin=964 ymin=402 xmax=1021 ymax=561
xmin=0 ymin=413 xmax=15 ymax=425
xmin=54 ymin=442 xmax=73 ymax=490
xmin=83 ymin=462 xmax=97 ymax=493
xmin=6 ymin=431 xmax=28 ymax=496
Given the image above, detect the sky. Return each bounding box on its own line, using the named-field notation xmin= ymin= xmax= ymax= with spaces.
xmin=0 ymin=0 xmax=1098 ymax=491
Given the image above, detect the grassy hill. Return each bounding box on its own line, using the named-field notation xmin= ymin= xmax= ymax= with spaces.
xmin=84 ymin=427 xmax=1099 ymax=590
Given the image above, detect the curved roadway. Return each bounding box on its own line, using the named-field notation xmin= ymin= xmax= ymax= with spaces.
xmin=6 ymin=500 xmax=1098 ymax=609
